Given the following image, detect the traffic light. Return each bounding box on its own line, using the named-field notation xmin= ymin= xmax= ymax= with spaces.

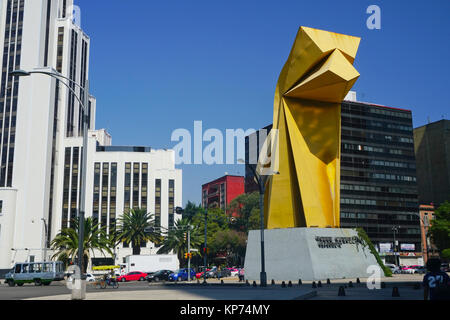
xmin=184 ymin=232 xmax=187 ymax=241
xmin=184 ymin=253 xmax=192 ymax=259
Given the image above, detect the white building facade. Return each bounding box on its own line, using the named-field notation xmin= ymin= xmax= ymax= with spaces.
xmin=0 ymin=0 xmax=182 ymax=271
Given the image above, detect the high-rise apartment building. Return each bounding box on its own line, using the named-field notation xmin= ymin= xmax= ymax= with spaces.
xmin=414 ymin=119 xmax=450 ymax=208
xmin=245 ymin=93 xmax=422 ymax=264
xmin=0 ymin=0 xmax=182 ymax=271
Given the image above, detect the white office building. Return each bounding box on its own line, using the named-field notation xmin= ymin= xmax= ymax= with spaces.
xmin=0 ymin=0 xmax=182 ymax=272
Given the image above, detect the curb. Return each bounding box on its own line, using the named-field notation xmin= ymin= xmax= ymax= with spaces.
xmin=292 ymin=291 xmax=317 ymax=300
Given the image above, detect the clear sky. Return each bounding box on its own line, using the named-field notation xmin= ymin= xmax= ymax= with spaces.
xmin=76 ymin=0 xmax=450 ymax=206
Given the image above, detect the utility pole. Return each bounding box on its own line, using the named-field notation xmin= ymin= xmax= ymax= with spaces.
xmin=203 ymin=208 xmax=208 ymax=284
xmin=41 ymin=218 xmax=48 ymax=262
xmin=187 ymin=226 xmax=191 ymax=282
xmin=392 ymin=226 xmax=400 ymax=266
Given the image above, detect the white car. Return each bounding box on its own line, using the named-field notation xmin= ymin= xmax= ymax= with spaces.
xmin=385 ymin=264 xmax=401 ymax=274
xmin=67 ymin=273 xmax=96 ymax=282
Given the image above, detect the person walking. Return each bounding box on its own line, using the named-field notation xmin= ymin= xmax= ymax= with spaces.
xmin=423 ymin=258 xmax=450 ymax=300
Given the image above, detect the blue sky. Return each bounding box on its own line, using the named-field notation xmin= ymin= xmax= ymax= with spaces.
xmin=76 ymin=0 xmax=450 ymax=205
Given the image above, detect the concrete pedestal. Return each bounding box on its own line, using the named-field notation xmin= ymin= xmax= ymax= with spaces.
xmin=244 ymin=228 xmax=379 ymax=281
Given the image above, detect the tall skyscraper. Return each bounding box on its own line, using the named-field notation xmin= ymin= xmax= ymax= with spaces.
xmin=0 ymin=0 xmax=182 ymax=271
xmin=414 ymin=119 xmax=450 ymax=208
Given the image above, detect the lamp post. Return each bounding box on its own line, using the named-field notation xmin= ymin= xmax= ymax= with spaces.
xmin=238 ymin=159 xmax=278 ymax=287
xmin=11 ymin=69 xmax=89 ymax=278
xmin=203 ymin=208 xmax=208 ymax=284
xmin=41 ymin=218 xmax=48 ymax=262
xmin=392 ymin=226 xmax=400 ymax=266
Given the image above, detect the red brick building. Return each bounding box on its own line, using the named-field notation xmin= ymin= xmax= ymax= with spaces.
xmin=419 ymin=204 xmax=439 ymax=264
xmin=201 ymin=175 xmax=245 ymax=211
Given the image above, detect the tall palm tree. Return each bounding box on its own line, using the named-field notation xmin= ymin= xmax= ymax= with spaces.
xmin=157 ymin=218 xmax=202 ymax=265
xmin=50 ymin=217 xmax=112 ymax=273
xmin=117 ymin=208 xmax=160 ymax=255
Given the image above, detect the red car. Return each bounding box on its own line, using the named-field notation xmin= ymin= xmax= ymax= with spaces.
xmin=195 ymin=269 xmax=211 ymax=279
xmin=117 ymin=271 xmax=148 ymax=282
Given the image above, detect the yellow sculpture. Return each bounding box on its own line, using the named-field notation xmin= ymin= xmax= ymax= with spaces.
xmin=265 ymin=26 xmax=360 ymax=229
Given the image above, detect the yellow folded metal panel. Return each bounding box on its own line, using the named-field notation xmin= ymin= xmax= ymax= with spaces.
xmin=265 ymin=26 xmax=360 ymax=229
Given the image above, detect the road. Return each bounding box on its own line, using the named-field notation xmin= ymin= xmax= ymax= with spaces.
xmin=0 ymin=274 xmax=430 ymax=300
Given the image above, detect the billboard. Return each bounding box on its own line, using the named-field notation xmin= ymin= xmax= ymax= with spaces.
xmin=379 ymin=243 xmax=392 ymax=253
xmin=400 ymin=243 xmax=415 ymax=251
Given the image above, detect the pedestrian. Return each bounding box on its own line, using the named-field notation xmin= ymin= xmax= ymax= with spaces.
xmin=423 ymin=258 xmax=450 ymax=300
xmin=238 ymin=268 xmax=244 ymax=282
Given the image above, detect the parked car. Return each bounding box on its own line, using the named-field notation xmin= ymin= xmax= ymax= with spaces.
xmin=169 ymin=268 xmax=196 ymax=281
xmin=227 ymin=268 xmax=239 ymax=277
xmin=441 ymin=263 xmax=450 ymax=272
xmin=385 ymin=264 xmax=401 ymax=274
xmin=206 ymin=267 xmax=230 ymax=279
xmin=195 ymin=266 xmax=210 ymax=279
xmin=401 ymin=266 xmax=415 ymax=274
xmin=117 ymin=271 xmax=148 ymax=282
xmin=67 ymin=272 xmax=96 ymax=282
xmin=413 ymin=266 xmax=426 ymax=274
xmin=146 ymin=270 xmax=173 ymax=282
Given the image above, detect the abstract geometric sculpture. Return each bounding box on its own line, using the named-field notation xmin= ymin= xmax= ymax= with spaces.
xmin=265 ymin=26 xmax=361 ymax=229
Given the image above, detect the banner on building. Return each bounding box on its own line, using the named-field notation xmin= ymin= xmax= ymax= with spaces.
xmin=379 ymin=243 xmax=393 ymax=253
xmin=400 ymin=243 xmax=415 ymax=251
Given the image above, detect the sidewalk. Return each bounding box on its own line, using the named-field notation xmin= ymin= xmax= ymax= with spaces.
xmin=26 ymin=274 xmax=426 ymax=300
xmin=27 ymin=285 xmax=317 ymax=300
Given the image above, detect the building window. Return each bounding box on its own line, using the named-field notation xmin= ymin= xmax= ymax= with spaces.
xmin=155 ymin=179 xmax=161 ymax=227
xmin=168 ymin=179 xmax=175 ymax=227
xmin=110 ymin=163 xmax=117 ymax=234
xmin=92 ymin=162 xmax=100 ymax=225
xmin=132 ymin=163 xmax=140 ymax=209
xmin=124 ymin=163 xmax=131 ymax=210
xmin=69 ymin=147 xmax=79 ymax=229
xmin=56 ymin=27 xmax=64 ymax=72
xmin=62 ymin=148 xmax=71 ymax=229
xmin=141 ymin=163 xmax=148 ymax=211
xmin=101 ymin=163 xmax=109 ymax=229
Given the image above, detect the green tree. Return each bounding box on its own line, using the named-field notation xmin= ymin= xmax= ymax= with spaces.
xmin=156 ymin=218 xmax=202 ymax=266
xmin=117 ymin=208 xmax=160 ymax=255
xmin=50 ymin=217 xmax=112 ymax=273
xmin=228 ymin=192 xmax=260 ymax=233
xmin=190 ymin=207 xmax=230 ymax=265
xmin=182 ymin=201 xmax=203 ymax=221
xmin=442 ymin=248 xmax=450 ymax=261
xmin=210 ymin=229 xmax=247 ymax=266
xmin=428 ymin=201 xmax=450 ymax=254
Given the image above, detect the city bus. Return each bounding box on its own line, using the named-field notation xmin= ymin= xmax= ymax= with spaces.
xmin=4 ymin=261 xmax=65 ymax=287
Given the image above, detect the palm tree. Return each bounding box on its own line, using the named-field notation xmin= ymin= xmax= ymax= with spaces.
xmin=157 ymin=218 xmax=202 ymax=265
xmin=117 ymin=208 xmax=160 ymax=255
xmin=50 ymin=217 xmax=112 ymax=273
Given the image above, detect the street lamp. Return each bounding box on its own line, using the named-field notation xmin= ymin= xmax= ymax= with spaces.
xmin=41 ymin=218 xmax=48 ymax=262
xmin=12 ymin=69 xmax=89 ymax=278
xmin=392 ymin=226 xmax=400 ymax=266
xmin=238 ymin=158 xmax=279 ymax=287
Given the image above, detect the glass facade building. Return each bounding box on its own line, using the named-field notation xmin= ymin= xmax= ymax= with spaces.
xmin=245 ymin=100 xmax=421 ymax=254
